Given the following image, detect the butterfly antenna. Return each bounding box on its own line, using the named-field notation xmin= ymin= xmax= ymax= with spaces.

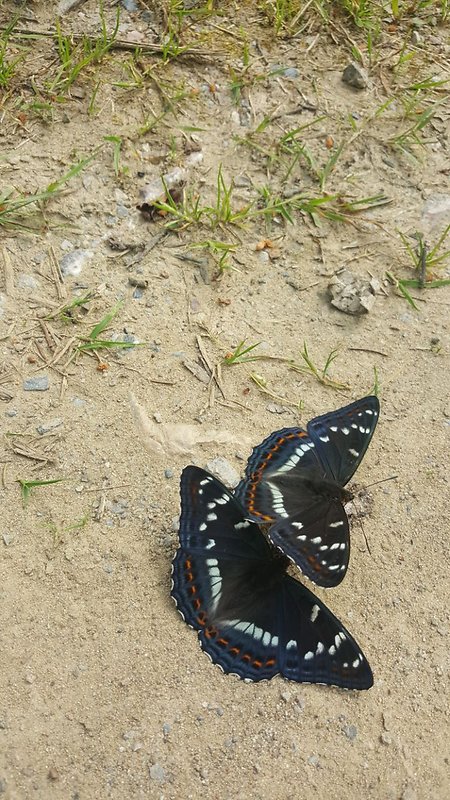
xmin=363 ymin=475 xmax=398 ymax=490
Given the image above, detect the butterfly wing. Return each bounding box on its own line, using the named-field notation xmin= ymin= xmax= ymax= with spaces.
xmin=308 ymin=395 xmax=380 ymax=486
xmin=234 ymin=426 xmax=322 ymax=524
xmin=234 ymin=427 xmax=350 ymax=585
xmin=278 ymin=575 xmax=373 ymax=689
xmin=269 ymin=500 xmax=349 ymax=588
xmin=171 ymin=467 xmax=373 ymax=689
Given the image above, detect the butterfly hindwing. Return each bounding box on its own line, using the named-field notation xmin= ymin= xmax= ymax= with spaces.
xmin=171 ymin=467 xmax=373 ymax=689
xmin=269 ymin=499 xmax=350 ymax=588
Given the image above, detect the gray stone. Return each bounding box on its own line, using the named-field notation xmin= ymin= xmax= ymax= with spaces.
xmin=343 ymin=724 xmax=357 ymax=740
xmin=36 ymin=418 xmax=63 ymax=435
xmin=17 ymin=274 xmax=39 ymax=290
xmin=23 ymin=375 xmax=49 ymax=391
xmin=164 ymin=468 xmax=174 ymax=479
xmin=328 ymin=270 xmax=379 ymax=315
xmin=149 ymin=763 xmax=166 ymax=783
xmin=342 ymin=62 xmax=369 ymax=90
xmin=205 ymin=456 xmax=240 ymax=489
xmin=60 ymin=249 xmax=92 ymax=277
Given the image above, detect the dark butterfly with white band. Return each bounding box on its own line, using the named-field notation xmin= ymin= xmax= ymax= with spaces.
xmin=171 ymin=466 xmax=373 ymax=689
xmin=234 ymin=396 xmax=380 ymax=588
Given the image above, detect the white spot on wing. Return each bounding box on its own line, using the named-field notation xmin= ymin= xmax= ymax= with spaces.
xmin=304 ymin=651 xmax=314 ymax=661
xmin=349 ymin=448 xmax=359 ymax=458
xmin=207 ymin=513 xmax=217 ymax=522
xmin=286 ymin=639 xmax=297 ymax=651
xmin=205 ymin=539 xmax=215 ymax=549
xmin=234 ymin=520 xmax=251 ymax=530
xmin=330 ymin=521 xmax=344 ymax=528
xmin=310 ymin=604 xmax=320 ymax=622
xmin=311 ymin=536 xmax=321 ymax=544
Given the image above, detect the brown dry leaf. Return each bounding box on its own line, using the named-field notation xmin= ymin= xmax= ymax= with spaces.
xmin=129 ymin=393 xmax=251 ymax=458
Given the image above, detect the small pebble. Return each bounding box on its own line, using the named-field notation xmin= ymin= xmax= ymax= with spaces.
xmin=60 ymin=249 xmax=92 ymax=278
xmin=307 ymin=755 xmax=319 ymax=766
xmin=267 ymin=403 xmax=288 ymax=414
xmin=343 ymin=724 xmax=358 ymax=741
xmin=149 ymin=763 xmax=166 ymax=783
xmin=36 ymin=418 xmax=63 ymax=435
xmin=165 ymin=468 xmax=174 ymax=479
xmin=23 ymin=375 xmax=49 ymax=392
xmin=342 ymin=62 xmax=369 ymax=90
xmin=205 ymin=457 xmax=240 ymax=489
xmin=380 ymin=732 xmax=392 ymax=745
xmin=2 ymin=533 xmax=14 ymax=546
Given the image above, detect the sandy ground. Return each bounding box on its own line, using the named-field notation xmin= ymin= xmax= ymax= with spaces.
xmin=1 ymin=2 xmax=449 ymax=798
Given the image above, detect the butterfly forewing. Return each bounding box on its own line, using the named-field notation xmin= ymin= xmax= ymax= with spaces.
xmin=234 ymin=396 xmax=379 ymax=586
xmin=234 ymin=427 xmax=321 ymax=524
xmin=179 ymin=467 xmax=271 ymax=561
xmin=308 ymin=395 xmax=380 ymax=486
xmin=171 ymin=467 xmax=373 ymax=689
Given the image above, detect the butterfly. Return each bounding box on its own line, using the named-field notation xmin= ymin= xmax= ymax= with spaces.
xmin=171 ymin=466 xmax=373 ymax=689
xmin=234 ymin=396 xmax=380 ymax=588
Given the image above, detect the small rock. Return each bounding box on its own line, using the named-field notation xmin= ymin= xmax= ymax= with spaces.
xmin=266 ymin=403 xmax=288 ymax=414
xmin=307 ymin=755 xmax=319 ymax=766
xmin=2 ymin=533 xmax=14 ymax=546
xmin=149 ymin=763 xmax=166 ymax=783
xmin=60 ymin=249 xmax=92 ymax=277
xmin=165 ymin=468 xmax=174 ymax=479
xmin=36 ymin=418 xmax=63 ymax=435
xmin=23 ymin=375 xmax=49 ymax=392
xmin=153 ymin=412 xmax=162 ymax=423
xmin=205 ymin=456 xmax=240 ymax=489
xmin=380 ymin=731 xmax=392 ymax=745
xmin=280 ymin=691 xmax=291 ymax=703
xmin=328 ymin=270 xmax=379 ymax=315
xmin=162 ymin=722 xmax=172 ymax=737
xmin=5 ymin=409 xmax=18 ymax=417
xmin=47 ymin=767 xmax=59 ymax=781
xmin=343 ymin=724 xmax=357 ymax=740
xmin=283 ymin=67 xmax=299 ymax=79
xmin=342 ymin=62 xmax=369 ymax=90
xmin=17 ymin=274 xmax=39 ymax=290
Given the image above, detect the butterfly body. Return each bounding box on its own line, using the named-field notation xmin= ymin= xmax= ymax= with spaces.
xmin=171 ymin=466 xmax=373 ymax=689
xmin=235 ymin=396 xmax=379 ymax=588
